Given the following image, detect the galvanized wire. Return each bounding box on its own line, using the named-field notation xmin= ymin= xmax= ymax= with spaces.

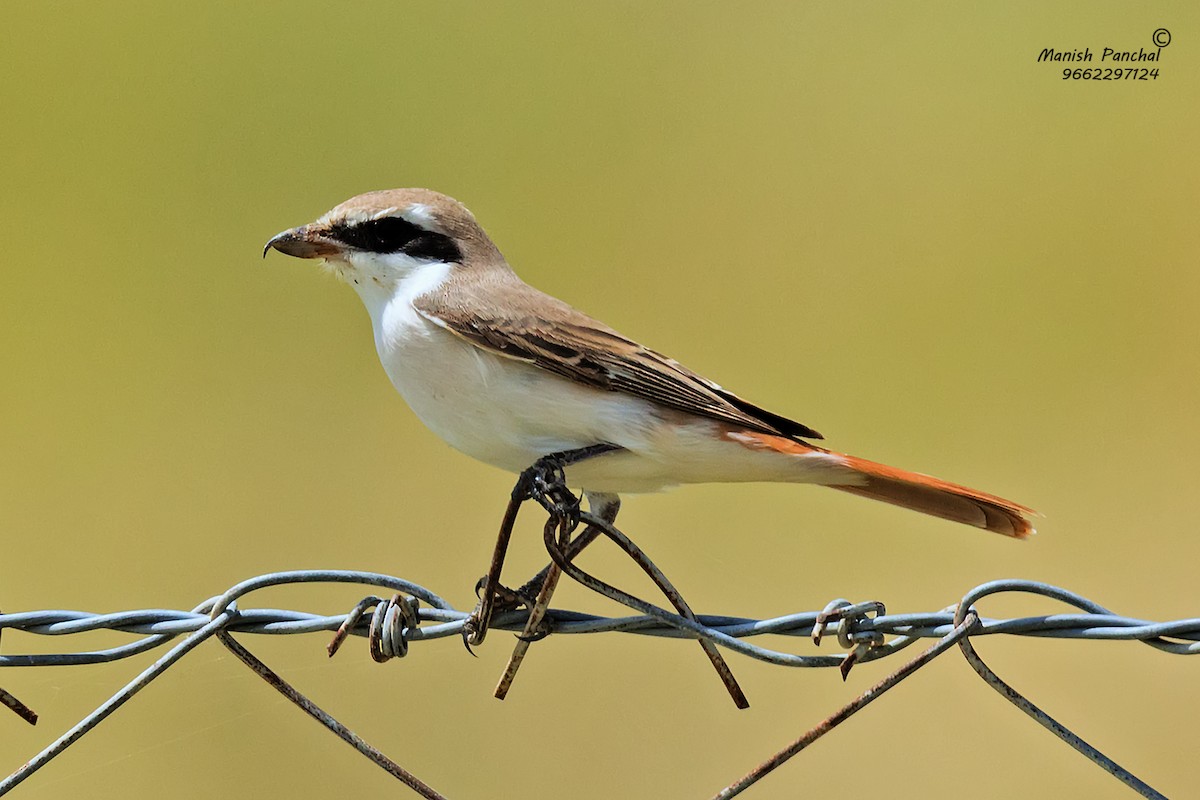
xmin=3 ymin=572 xmax=1196 ymax=669
xmin=0 ymin=570 xmax=1194 ymax=798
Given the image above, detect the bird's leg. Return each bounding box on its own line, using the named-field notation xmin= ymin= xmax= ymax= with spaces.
xmin=517 ymin=443 xmax=621 ymax=521
xmin=512 ymin=493 xmax=620 ymax=606
xmin=464 ymin=444 xmax=621 ymax=648
xmin=493 ymin=493 xmax=620 ymax=700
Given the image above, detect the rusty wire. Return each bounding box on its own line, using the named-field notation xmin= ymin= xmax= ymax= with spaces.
xmin=0 ymin=567 xmax=1194 ymax=798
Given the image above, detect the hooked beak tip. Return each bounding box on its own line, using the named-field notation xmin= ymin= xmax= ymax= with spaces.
xmin=263 ymin=229 xmax=293 ymax=259
xmin=262 ymin=226 xmax=340 ymax=260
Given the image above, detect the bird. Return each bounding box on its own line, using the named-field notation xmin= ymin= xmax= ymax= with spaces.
xmin=264 ymin=188 xmax=1035 ymax=539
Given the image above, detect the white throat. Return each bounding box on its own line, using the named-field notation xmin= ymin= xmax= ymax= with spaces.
xmin=333 ymin=253 xmax=453 ymax=331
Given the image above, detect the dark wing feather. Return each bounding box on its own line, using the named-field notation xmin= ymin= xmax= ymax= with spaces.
xmin=413 ymin=275 xmax=821 ymax=441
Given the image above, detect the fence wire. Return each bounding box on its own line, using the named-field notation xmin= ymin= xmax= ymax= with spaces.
xmin=1 ymin=570 xmax=1195 ymax=798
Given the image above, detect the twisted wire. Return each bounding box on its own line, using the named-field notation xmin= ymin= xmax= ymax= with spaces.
xmin=2 ymin=572 xmax=1195 ymax=670
xmin=0 ymin=571 xmax=1192 ymax=799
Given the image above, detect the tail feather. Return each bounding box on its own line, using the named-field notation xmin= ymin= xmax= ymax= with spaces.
xmin=722 ymin=430 xmax=1035 ymax=538
xmin=831 ymin=454 xmax=1035 ymax=539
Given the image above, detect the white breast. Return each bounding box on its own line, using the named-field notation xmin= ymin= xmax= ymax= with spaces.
xmin=351 ymin=264 xmax=662 ymax=475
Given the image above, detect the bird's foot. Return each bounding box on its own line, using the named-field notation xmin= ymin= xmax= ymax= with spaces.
xmin=515 ymin=455 xmax=582 ymax=530
xmin=467 ymin=446 xmax=616 ymax=652
xmin=476 ymin=575 xmax=538 ymax=612
xmin=463 ymin=577 xmax=538 ymax=653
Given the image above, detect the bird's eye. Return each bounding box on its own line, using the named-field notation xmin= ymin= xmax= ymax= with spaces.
xmin=329 ymin=216 xmax=462 ymax=263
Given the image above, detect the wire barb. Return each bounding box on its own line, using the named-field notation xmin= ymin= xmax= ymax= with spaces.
xmin=811 ymin=599 xmax=887 ymax=680
xmin=1 ymin=570 xmax=1194 ymax=797
xmin=715 ymin=612 xmax=981 ymax=799
xmin=328 ymin=593 xmax=421 ymax=661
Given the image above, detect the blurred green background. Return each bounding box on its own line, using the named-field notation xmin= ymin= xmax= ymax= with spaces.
xmin=2 ymin=3 xmax=1197 ymax=798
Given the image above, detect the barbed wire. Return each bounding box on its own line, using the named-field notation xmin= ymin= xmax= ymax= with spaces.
xmin=3 ymin=572 xmax=1198 ymax=667
xmin=1 ymin=569 xmax=1194 ymax=798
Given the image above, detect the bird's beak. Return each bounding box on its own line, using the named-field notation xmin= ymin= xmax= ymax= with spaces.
xmin=262 ymin=225 xmax=342 ymax=259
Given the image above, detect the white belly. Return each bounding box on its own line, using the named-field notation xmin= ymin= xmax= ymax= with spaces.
xmin=353 ymin=267 xmax=837 ymax=494
xmin=379 ymin=315 xmax=660 ymax=471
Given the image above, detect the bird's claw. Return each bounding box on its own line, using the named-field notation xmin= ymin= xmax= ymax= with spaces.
xmin=517 ymin=456 xmax=582 ymax=530
xmin=465 ymin=578 xmax=536 ymax=652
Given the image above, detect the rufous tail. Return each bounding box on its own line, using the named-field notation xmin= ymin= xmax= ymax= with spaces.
xmin=830 ymin=453 xmax=1035 ymax=538
xmin=724 ymin=431 xmax=1035 ymax=538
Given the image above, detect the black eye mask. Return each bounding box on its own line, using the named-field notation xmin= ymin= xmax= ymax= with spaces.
xmin=328 ymin=216 xmax=462 ymax=262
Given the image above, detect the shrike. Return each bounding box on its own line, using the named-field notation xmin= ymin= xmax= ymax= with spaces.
xmin=265 ymin=189 xmax=1034 ymax=538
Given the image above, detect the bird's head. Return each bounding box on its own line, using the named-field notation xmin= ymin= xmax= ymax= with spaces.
xmin=264 ymin=188 xmax=502 ymax=288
